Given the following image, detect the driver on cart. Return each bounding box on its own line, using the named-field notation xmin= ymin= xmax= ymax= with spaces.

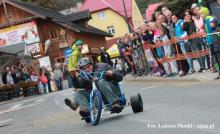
xmin=71 ymin=57 xmax=124 ymax=119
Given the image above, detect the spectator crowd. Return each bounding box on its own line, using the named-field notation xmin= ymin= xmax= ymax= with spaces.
xmin=0 ymin=61 xmax=72 ymax=100
xmin=115 ymin=3 xmax=220 ymax=79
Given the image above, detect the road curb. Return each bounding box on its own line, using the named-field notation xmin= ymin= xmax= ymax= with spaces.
xmin=0 ymin=95 xmax=40 ymax=105
xmin=124 ymin=77 xmax=200 ymax=83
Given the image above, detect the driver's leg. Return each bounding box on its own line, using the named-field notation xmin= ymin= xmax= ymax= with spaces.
xmin=96 ymin=79 xmax=119 ymax=104
xmin=76 ymin=89 xmax=90 ymax=110
xmin=64 ymin=88 xmax=79 ymax=111
xmin=76 ymin=89 xmax=90 ymax=119
xmin=96 ymin=79 xmax=121 ymax=113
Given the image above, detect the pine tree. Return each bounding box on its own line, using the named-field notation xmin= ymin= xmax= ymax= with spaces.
xmin=159 ymin=0 xmax=197 ymax=17
xmin=19 ymin=0 xmax=83 ymax=10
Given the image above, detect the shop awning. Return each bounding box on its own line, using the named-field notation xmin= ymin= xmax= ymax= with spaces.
xmin=0 ymin=42 xmax=28 ymax=57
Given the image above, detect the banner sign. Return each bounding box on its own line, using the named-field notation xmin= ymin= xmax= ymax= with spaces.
xmin=26 ymin=43 xmax=41 ymax=54
xmin=39 ymin=56 xmax=52 ymax=71
xmin=0 ymin=21 xmax=40 ymax=47
xmin=64 ymin=47 xmax=72 ymax=63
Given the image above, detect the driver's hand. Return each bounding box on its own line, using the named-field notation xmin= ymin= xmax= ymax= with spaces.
xmin=92 ymin=77 xmax=99 ymax=82
xmin=106 ymin=70 xmax=113 ymax=77
xmin=70 ymin=70 xmax=78 ymax=79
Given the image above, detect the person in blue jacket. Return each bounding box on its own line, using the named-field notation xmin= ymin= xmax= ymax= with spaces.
xmin=200 ymin=7 xmax=220 ymax=79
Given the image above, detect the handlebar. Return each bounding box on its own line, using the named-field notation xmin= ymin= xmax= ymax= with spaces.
xmin=73 ymin=69 xmax=107 ymax=80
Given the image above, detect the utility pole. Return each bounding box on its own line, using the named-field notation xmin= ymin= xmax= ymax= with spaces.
xmin=122 ymin=0 xmax=131 ymax=33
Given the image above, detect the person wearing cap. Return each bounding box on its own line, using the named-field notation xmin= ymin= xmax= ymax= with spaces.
xmin=99 ymin=46 xmax=113 ymax=66
xmin=68 ymin=39 xmax=83 ymax=72
xmin=65 ymin=39 xmax=84 ymax=111
xmin=191 ymin=3 xmax=211 ymax=70
xmin=72 ymin=57 xmax=123 ymax=121
xmin=200 ymin=7 xmax=220 ymax=79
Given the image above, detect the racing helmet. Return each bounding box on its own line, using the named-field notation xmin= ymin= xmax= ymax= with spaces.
xmin=78 ymin=57 xmax=93 ymax=69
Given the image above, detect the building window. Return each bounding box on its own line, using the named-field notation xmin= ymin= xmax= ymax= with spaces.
xmin=107 ymin=25 xmax=115 ymax=35
xmin=7 ymin=9 xmax=13 ymax=23
xmin=99 ymin=11 xmax=106 ymax=19
xmin=49 ymin=29 xmax=58 ymax=39
xmin=7 ymin=9 xmax=12 ymax=17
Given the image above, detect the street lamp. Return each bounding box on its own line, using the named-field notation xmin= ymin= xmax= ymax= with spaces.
xmin=122 ymin=0 xmax=131 ymax=33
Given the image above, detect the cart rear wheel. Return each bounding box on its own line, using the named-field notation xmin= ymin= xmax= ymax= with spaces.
xmin=130 ymin=93 xmax=143 ymax=113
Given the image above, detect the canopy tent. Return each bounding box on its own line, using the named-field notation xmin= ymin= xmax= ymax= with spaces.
xmin=0 ymin=42 xmax=26 ymax=72
xmin=106 ymin=44 xmax=120 ymax=58
xmin=145 ymin=3 xmax=161 ymax=21
xmin=97 ymin=44 xmax=120 ymax=61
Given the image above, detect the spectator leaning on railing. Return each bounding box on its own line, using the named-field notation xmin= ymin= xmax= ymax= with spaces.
xmin=172 ymin=14 xmax=195 ymax=74
xmin=159 ymin=29 xmax=178 ymax=77
xmin=117 ymin=35 xmax=136 ymax=75
xmin=200 ymin=7 xmax=220 ymax=79
xmin=182 ymin=9 xmax=206 ymax=72
xmin=191 ymin=3 xmax=211 ymax=70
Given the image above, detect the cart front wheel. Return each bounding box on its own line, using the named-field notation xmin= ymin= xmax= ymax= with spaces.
xmin=90 ymin=90 xmax=102 ymax=125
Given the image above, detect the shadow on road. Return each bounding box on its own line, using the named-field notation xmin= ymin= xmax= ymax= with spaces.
xmin=98 ymin=112 xmax=134 ymax=125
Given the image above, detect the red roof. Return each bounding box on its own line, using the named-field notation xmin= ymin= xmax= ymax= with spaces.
xmin=145 ymin=3 xmax=161 ymax=21
xmin=80 ymin=0 xmax=132 ymax=18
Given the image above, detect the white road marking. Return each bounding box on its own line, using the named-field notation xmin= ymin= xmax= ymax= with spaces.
xmin=0 ymin=103 xmax=39 ymax=115
xmin=141 ymin=85 xmax=157 ymax=90
xmin=9 ymin=103 xmax=22 ymax=110
xmin=0 ymin=119 xmax=12 ymax=127
xmin=35 ymin=98 xmax=45 ymax=103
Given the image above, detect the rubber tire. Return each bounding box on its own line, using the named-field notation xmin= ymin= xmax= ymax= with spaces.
xmin=130 ymin=93 xmax=143 ymax=113
xmin=90 ymin=90 xmax=102 ymax=126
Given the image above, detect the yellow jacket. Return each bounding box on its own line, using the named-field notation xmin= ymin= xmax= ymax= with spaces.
xmin=68 ymin=44 xmax=82 ymax=71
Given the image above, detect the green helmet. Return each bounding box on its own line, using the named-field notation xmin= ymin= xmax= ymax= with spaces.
xmin=75 ymin=40 xmax=84 ymax=46
xmin=199 ymin=7 xmax=210 ymax=16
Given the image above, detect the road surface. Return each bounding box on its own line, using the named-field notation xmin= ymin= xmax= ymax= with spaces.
xmin=0 ymin=81 xmax=219 ymax=134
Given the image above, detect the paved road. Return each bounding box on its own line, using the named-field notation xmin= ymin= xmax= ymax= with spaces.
xmin=0 ymin=82 xmax=220 ymax=134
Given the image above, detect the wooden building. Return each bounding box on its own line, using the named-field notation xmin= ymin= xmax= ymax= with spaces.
xmin=0 ymin=0 xmax=112 ymax=66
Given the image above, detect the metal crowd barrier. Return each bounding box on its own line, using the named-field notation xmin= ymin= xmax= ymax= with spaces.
xmin=143 ymin=32 xmax=217 ymax=64
xmin=0 ymin=81 xmax=38 ymax=102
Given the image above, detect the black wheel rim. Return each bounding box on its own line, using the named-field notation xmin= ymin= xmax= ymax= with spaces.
xmin=138 ymin=94 xmax=143 ymax=110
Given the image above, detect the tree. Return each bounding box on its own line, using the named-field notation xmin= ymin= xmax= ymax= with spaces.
xmin=136 ymin=0 xmax=161 ymax=15
xmin=19 ymin=0 xmax=83 ymax=10
xmin=158 ymin=0 xmax=197 ymax=18
xmin=19 ymin=0 xmax=58 ymax=9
